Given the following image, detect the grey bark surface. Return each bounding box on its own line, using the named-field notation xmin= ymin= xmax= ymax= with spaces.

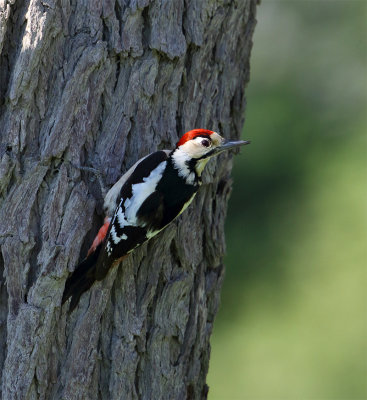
xmin=0 ymin=0 xmax=257 ymax=399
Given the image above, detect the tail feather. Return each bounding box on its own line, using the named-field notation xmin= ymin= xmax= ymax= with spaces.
xmin=62 ymin=244 xmax=102 ymax=312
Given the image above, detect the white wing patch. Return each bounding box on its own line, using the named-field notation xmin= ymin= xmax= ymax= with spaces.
xmin=106 ymin=240 xmax=113 ymax=256
xmin=124 ymin=160 xmax=167 ymax=225
xmin=110 ymin=225 xmax=127 ymax=244
xmin=117 ymin=207 xmax=128 ymax=228
xmin=106 ymin=160 xmax=167 ymax=255
xmin=103 ymin=150 xmax=171 ymax=217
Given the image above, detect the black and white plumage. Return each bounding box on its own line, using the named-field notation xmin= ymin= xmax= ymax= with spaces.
xmin=62 ymin=129 xmax=249 ymax=311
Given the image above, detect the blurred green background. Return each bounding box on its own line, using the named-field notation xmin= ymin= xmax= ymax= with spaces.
xmin=207 ymin=1 xmax=367 ymax=399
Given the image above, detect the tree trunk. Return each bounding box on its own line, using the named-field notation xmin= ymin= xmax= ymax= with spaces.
xmin=0 ymin=0 xmax=257 ymax=398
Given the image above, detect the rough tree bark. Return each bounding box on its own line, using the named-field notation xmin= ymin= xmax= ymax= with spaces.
xmin=0 ymin=0 xmax=257 ymax=399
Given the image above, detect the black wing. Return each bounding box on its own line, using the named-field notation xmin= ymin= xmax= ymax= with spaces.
xmin=96 ymin=150 xmax=169 ymax=276
xmin=62 ymin=150 xmax=169 ymax=312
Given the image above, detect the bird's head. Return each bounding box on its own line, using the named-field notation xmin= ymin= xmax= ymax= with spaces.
xmin=173 ymin=129 xmax=250 ymax=181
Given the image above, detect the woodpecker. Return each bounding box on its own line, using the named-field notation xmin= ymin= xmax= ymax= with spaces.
xmin=62 ymin=129 xmax=249 ymax=311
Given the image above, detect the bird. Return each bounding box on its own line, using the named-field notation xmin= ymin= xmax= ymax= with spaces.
xmin=62 ymin=129 xmax=250 ymax=311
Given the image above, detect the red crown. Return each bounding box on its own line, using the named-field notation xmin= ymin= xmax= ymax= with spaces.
xmin=176 ymin=129 xmax=215 ymax=147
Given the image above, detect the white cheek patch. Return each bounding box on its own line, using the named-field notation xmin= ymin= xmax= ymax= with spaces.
xmin=171 ymin=148 xmax=196 ymax=184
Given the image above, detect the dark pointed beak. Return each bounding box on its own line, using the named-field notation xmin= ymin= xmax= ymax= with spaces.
xmin=213 ymin=139 xmax=251 ymax=155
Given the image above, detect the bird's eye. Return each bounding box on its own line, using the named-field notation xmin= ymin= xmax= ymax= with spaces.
xmin=201 ymin=139 xmax=211 ymax=148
